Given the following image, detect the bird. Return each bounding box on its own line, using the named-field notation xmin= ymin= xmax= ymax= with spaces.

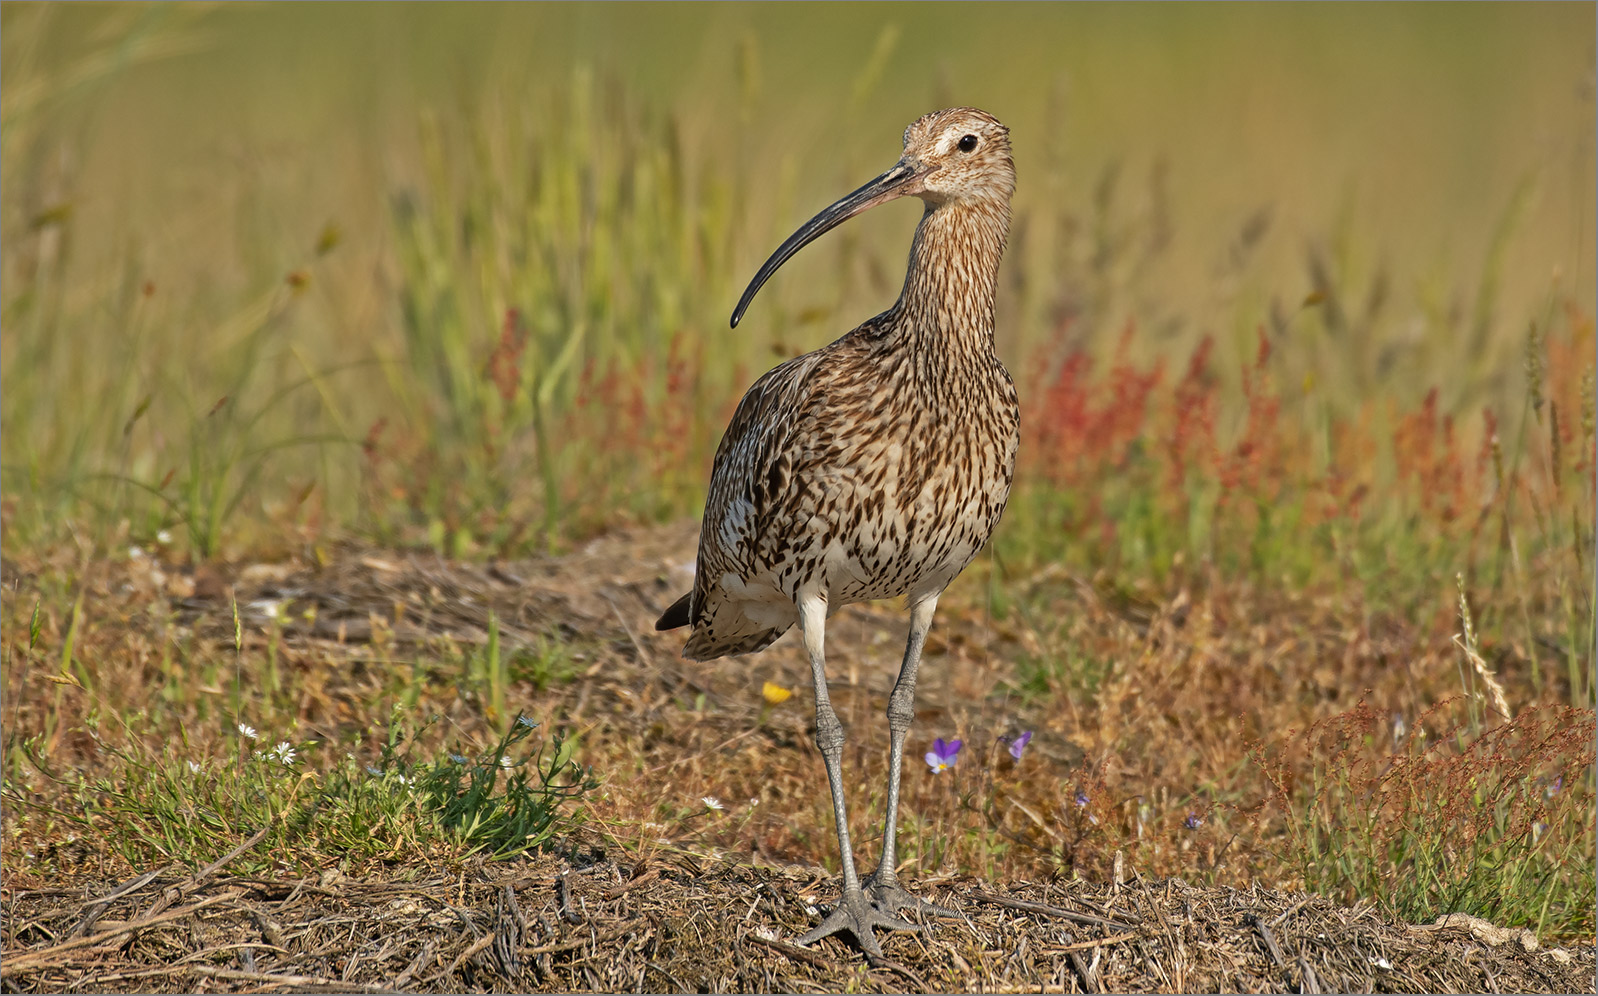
xmin=655 ymin=107 xmax=1020 ymax=957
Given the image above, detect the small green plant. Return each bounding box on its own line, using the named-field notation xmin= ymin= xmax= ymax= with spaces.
xmin=509 ymin=633 xmax=581 ymax=692
xmin=355 ymin=713 xmax=597 ymax=860
xmin=466 ymin=613 xmax=512 ymax=729
xmin=1008 ymin=651 xmax=1065 ymax=701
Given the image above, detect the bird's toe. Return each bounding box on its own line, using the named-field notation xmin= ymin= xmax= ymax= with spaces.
xmin=793 ymin=887 xmax=924 ymax=956
xmin=863 ymin=878 xmax=960 ymax=920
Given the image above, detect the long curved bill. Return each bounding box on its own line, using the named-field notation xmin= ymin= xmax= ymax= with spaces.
xmin=731 ymin=160 xmax=926 ymax=329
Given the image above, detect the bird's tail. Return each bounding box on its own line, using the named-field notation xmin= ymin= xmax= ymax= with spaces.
xmin=656 ymin=589 xmax=789 ymax=661
xmin=655 ymin=592 xmax=692 ymax=631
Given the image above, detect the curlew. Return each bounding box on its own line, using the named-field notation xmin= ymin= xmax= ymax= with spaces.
xmin=656 ymin=107 xmax=1019 ymax=956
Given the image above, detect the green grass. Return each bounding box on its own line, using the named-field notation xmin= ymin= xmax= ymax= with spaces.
xmin=1255 ymin=701 xmax=1596 ymax=940
xmin=4 ymin=708 xmax=596 ymax=874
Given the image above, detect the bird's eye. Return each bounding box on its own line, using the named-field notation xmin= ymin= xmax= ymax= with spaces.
xmin=958 ymin=134 xmax=979 ymax=153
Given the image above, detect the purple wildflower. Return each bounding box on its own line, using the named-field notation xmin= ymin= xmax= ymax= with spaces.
xmin=1184 ymin=813 xmax=1204 ymax=830
xmin=1008 ymin=730 xmax=1034 ymax=761
xmin=1072 ymin=789 xmax=1099 ymax=824
xmin=925 ymin=737 xmax=962 ymax=773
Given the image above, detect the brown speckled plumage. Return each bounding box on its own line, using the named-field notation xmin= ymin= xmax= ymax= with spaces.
xmin=656 ymin=108 xmax=1019 ymax=957
xmin=661 ymin=108 xmax=1019 ymax=660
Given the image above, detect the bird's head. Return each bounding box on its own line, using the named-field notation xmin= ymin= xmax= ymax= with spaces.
xmin=731 ymin=107 xmax=1014 ymax=328
xmin=895 ymin=107 xmax=1015 ymax=207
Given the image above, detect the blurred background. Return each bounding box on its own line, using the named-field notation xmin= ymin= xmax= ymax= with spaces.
xmin=2 ymin=2 xmax=1592 ymax=560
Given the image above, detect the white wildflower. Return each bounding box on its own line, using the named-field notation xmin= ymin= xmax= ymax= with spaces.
xmin=272 ymin=742 xmax=297 ymax=766
xmin=702 ymin=796 xmax=723 ymax=811
xmin=238 ymin=723 xmax=259 ymax=740
xmin=187 ymin=760 xmax=202 ymax=774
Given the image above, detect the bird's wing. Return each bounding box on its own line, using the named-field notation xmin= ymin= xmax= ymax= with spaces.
xmin=688 ymin=348 xmax=831 ymax=624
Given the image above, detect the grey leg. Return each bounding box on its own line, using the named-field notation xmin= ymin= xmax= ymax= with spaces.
xmin=864 ymin=594 xmax=957 ymax=917
xmin=791 ymin=593 xmax=921 ymax=957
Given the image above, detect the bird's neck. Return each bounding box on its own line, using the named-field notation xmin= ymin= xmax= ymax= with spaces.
xmin=895 ymin=197 xmax=1010 ymax=355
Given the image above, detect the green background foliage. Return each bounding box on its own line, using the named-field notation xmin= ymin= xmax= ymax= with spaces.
xmin=3 ymin=3 xmax=1592 ymax=557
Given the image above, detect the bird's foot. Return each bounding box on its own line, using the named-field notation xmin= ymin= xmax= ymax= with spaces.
xmin=862 ymin=876 xmax=959 ymax=920
xmin=794 ymin=885 xmax=924 ymax=958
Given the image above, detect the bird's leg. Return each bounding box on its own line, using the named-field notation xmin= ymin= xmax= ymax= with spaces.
xmin=792 ymin=594 xmax=922 ymax=957
xmin=863 ymin=594 xmax=958 ymax=919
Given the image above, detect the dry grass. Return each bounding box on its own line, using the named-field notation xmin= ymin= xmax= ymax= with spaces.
xmin=3 ymin=836 xmax=1593 ymax=993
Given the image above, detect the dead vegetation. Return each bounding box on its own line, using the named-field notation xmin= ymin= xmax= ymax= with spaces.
xmin=3 ymin=845 xmax=1592 ymax=994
